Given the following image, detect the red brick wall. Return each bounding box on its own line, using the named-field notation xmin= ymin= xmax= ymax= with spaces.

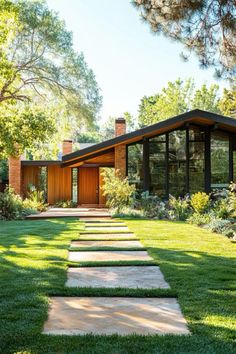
xmin=114 ymin=118 xmax=126 ymax=177
xmin=62 ymin=140 xmax=73 ymax=156
xmin=9 ymin=156 xmax=22 ymax=195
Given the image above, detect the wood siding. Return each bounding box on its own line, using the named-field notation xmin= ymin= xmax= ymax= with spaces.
xmin=78 ymin=167 xmax=99 ymax=204
xmin=22 ymin=166 xmax=40 ymax=197
xmin=47 ymin=165 xmax=71 ymax=204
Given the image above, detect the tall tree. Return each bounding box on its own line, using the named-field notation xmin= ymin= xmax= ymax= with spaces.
xmin=133 ymin=0 xmax=236 ymax=79
xmin=191 ymin=83 xmax=220 ymax=112
xmin=219 ymin=83 xmax=236 ymax=117
xmin=138 ymin=79 xmax=194 ymax=126
xmin=0 ymin=0 xmax=102 ymax=157
xmin=138 ymin=79 xmax=220 ymax=126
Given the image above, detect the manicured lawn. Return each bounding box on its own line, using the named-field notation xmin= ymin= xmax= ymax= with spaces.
xmin=0 ymin=218 xmax=235 ymax=354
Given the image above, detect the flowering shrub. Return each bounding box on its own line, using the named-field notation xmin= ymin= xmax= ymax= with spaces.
xmin=135 ymin=191 xmax=168 ymax=219
xmin=190 ymin=192 xmax=210 ymax=214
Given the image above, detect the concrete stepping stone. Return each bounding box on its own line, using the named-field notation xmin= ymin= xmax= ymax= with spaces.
xmin=66 ymin=266 xmax=170 ymax=289
xmin=43 ymin=297 xmax=189 ymax=335
xmin=78 ymin=233 xmax=137 ymax=240
xmin=85 ymin=222 xmax=127 ymax=229
xmin=85 ymin=226 xmax=129 ymax=231
xmin=70 ymin=240 xmax=143 ymax=248
xmin=84 ymin=221 xmax=125 ymax=224
xmin=68 ymin=250 xmax=152 ymax=262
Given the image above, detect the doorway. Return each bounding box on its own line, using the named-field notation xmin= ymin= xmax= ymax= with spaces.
xmin=78 ymin=167 xmax=99 ymax=205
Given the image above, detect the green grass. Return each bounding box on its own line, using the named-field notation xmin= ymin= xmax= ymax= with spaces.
xmin=0 ymin=217 xmax=235 ymax=353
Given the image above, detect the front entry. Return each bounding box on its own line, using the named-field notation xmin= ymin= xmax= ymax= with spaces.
xmin=78 ymin=167 xmax=99 ymax=205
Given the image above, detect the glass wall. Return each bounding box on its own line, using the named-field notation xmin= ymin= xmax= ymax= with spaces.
xmin=189 ymin=126 xmax=205 ymax=193
xmin=72 ymin=168 xmax=78 ymax=203
xmin=211 ymin=131 xmax=229 ymax=188
xmin=127 ymin=126 xmax=232 ymax=197
xmin=127 ymin=143 xmax=143 ymax=191
xmin=149 ymin=135 xmax=166 ymax=197
xmin=234 ymin=151 xmax=236 ymax=181
xmin=168 ymin=130 xmax=186 ymax=196
xmin=39 ymin=167 xmax=47 ymax=201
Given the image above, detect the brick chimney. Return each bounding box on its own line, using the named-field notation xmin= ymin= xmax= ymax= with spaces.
xmin=114 ymin=117 xmax=126 ymax=177
xmin=9 ymin=155 xmax=22 ymax=195
xmin=62 ymin=140 xmax=73 ymax=156
xmin=115 ymin=117 xmax=126 ymax=137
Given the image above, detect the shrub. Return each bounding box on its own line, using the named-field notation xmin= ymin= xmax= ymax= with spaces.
xmin=54 ymin=200 xmax=77 ymax=208
xmin=101 ymin=169 xmax=135 ymax=213
xmin=190 ymin=192 xmax=210 ymax=214
xmin=213 ymin=198 xmax=234 ymax=219
xmin=168 ymin=195 xmax=191 ymax=221
xmin=0 ymin=187 xmax=36 ymax=220
xmin=26 ymin=185 xmax=48 ymax=212
xmin=135 ymin=191 xmax=168 ymax=219
xmin=112 ymin=207 xmax=145 ymax=219
xmin=187 ymin=212 xmax=212 ymax=226
xmin=204 ymin=218 xmax=231 ymax=234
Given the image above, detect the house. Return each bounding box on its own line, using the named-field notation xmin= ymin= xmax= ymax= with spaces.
xmin=9 ymin=109 xmax=236 ymax=206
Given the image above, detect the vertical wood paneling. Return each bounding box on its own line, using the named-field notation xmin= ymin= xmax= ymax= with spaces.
xmin=22 ymin=166 xmax=40 ymax=197
xmin=47 ymin=165 xmax=72 ymax=204
xmin=78 ymin=167 xmax=98 ymax=204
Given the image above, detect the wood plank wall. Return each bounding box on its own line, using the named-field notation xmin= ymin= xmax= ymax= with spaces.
xmin=47 ymin=165 xmax=72 ymax=204
xmin=22 ymin=166 xmax=40 ymax=197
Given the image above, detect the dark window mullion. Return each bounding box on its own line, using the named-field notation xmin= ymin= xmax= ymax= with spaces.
xmin=229 ymin=134 xmax=233 ymax=182
xmin=143 ymin=138 xmax=150 ymax=191
xmin=165 ymin=133 xmax=169 ymax=197
xmin=186 ymin=127 xmax=190 ymax=193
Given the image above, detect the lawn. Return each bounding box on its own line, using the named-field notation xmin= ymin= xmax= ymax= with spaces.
xmin=0 ymin=218 xmax=235 ymax=354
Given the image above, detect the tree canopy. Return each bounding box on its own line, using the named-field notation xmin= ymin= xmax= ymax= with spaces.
xmin=138 ymin=79 xmax=222 ymax=126
xmin=133 ymin=0 xmax=236 ymax=79
xmin=0 ymin=0 xmax=102 ymax=158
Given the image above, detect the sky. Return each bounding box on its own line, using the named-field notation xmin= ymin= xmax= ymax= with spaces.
xmin=47 ymin=0 xmax=226 ymax=122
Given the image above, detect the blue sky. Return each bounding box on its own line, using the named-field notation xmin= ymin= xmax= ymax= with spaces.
xmin=47 ymin=0 xmax=226 ymax=122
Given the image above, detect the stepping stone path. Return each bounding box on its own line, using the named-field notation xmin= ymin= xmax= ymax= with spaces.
xmin=70 ymin=240 xmax=143 ymax=248
xmin=44 ymin=219 xmax=190 ymax=336
xmin=66 ymin=266 xmax=170 ymax=289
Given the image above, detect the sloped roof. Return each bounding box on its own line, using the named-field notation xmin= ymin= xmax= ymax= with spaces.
xmin=61 ymin=109 xmax=236 ymax=167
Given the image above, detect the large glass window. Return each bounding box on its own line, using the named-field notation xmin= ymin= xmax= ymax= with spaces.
xmin=168 ymin=130 xmax=186 ymax=196
xmin=39 ymin=167 xmax=47 ymax=202
xmin=127 ymin=143 xmax=143 ymax=191
xmin=72 ymin=168 xmax=78 ymax=203
xmin=149 ymin=135 xmax=166 ymax=197
xmin=189 ymin=126 xmax=205 ymax=193
xmin=211 ymin=131 xmax=229 ymax=188
xmin=234 ymin=151 xmax=236 ymax=181
xmin=233 ymin=138 xmax=236 ymax=181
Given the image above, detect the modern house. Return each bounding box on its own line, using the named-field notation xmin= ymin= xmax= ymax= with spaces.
xmin=9 ymin=109 xmax=236 ymax=206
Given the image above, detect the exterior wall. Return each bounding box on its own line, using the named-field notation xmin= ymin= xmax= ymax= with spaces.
xmin=62 ymin=140 xmax=73 ymax=156
xmin=47 ymin=165 xmax=72 ymax=204
xmin=114 ymin=145 xmax=126 ymax=177
xmin=126 ymin=126 xmax=236 ymax=197
xmin=9 ymin=156 xmax=22 ymax=195
xmin=114 ymin=117 xmax=126 ymax=177
xmin=22 ymin=166 xmax=40 ymax=197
